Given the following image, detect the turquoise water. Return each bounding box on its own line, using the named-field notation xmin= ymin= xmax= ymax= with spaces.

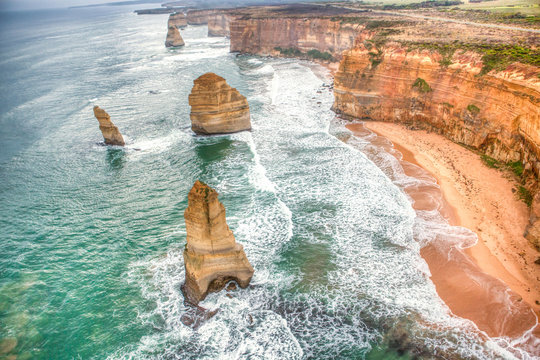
xmin=0 ymin=6 xmax=533 ymax=359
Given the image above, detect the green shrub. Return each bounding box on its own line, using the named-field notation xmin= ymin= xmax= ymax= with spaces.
xmin=481 ymin=154 xmax=499 ymax=168
xmin=467 ymin=104 xmax=480 ymax=114
xmin=274 ymin=47 xmax=303 ymax=57
xmin=518 ymin=186 xmax=533 ymax=207
xmin=412 ymin=78 xmax=432 ymax=93
xmin=306 ymin=49 xmax=334 ymax=62
xmin=507 ymin=161 xmax=524 ymax=177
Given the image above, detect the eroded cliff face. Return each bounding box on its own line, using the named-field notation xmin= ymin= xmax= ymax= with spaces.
xmin=182 ymin=181 xmax=254 ymax=305
xmin=208 ymin=13 xmax=234 ymax=37
xmin=189 ymin=72 xmax=251 ymax=134
xmin=333 ymin=43 xmax=540 ymax=175
xmin=230 ymin=17 xmax=361 ymax=60
xmin=525 ymin=193 xmax=540 ymax=249
xmin=333 ymin=43 xmax=540 ymax=247
xmin=93 ymin=106 xmax=125 ymax=146
xmin=186 ymin=9 xmax=220 ymax=25
xmin=168 ymin=12 xmax=187 ymax=29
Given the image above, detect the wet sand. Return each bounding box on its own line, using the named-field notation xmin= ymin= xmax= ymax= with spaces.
xmin=346 ymin=122 xmax=540 ymax=352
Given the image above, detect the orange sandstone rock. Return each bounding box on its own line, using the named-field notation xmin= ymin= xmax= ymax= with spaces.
xmin=186 ymin=9 xmax=220 ymax=25
xmin=93 ymin=106 xmax=125 ymax=146
xmin=525 ymin=193 xmax=540 ymax=249
xmin=188 ymin=73 xmax=251 ymax=134
xmin=168 ymin=12 xmax=187 ymax=29
xmin=230 ymin=17 xmax=360 ymax=61
xmin=165 ymin=25 xmax=184 ymax=47
xmin=332 ymin=43 xmax=540 ymax=249
xmin=182 ymin=181 xmax=254 ymax=305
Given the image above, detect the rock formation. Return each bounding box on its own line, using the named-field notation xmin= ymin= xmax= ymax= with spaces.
xmin=93 ymin=106 xmax=125 ymax=146
xmin=331 ymin=43 xmax=540 ymax=248
xmin=168 ymin=12 xmax=187 ymax=29
xmin=165 ymin=25 xmax=184 ymax=47
xmin=525 ymin=193 xmax=540 ymax=250
xmin=230 ymin=17 xmax=359 ymax=61
xmin=182 ymin=181 xmax=254 ymax=304
xmin=188 ymin=73 xmax=251 ymax=134
xmin=186 ymin=9 xmax=220 ymax=25
xmin=208 ymin=13 xmax=235 ymax=37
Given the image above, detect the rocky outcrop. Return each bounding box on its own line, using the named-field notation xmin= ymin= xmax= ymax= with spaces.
xmin=93 ymin=106 xmax=125 ymax=146
xmin=230 ymin=17 xmax=361 ymax=60
xmin=168 ymin=12 xmax=187 ymax=29
xmin=332 ymin=43 xmax=540 ymax=177
xmin=187 ymin=9 xmax=220 ymax=25
xmin=208 ymin=13 xmax=234 ymax=37
xmin=165 ymin=25 xmax=184 ymax=47
xmin=525 ymin=193 xmax=540 ymax=250
xmin=182 ymin=181 xmax=254 ymax=305
xmin=332 ymin=43 xmax=540 ymax=248
xmin=188 ymin=73 xmax=251 ymax=134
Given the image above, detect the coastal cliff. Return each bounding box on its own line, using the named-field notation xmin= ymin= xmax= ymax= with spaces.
xmin=208 ymin=12 xmax=234 ymax=37
xmin=230 ymin=17 xmax=360 ymax=60
xmin=182 ymin=181 xmax=254 ymax=305
xmin=189 ymin=72 xmax=251 ymax=134
xmin=332 ymin=43 xmax=540 ymax=175
xmin=332 ymin=43 xmax=540 ymax=246
xmin=186 ymin=9 xmax=220 ymax=25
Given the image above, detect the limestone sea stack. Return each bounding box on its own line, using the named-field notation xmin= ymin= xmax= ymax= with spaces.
xmin=165 ymin=25 xmax=184 ymax=47
xmin=182 ymin=181 xmax=254 ymax=305
xmin=93 ymin=106 xmax=125 ymax=146
xmin=188 ymin=73 xmax=251 ymax=134
xmin=168 ymin=12 xmax=187 ymax=29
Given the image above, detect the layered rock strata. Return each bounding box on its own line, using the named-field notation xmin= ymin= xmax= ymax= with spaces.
xmin=332 ymin=43 xmax=540 ymax=247
xmin=165 ymin=25 xmax=184 ymax=47
xmin=186 ymin=9 xmax=220 ymax=25
xmin=168 ymin=12 xmax=187 ymax=29
xmin=182 ymin=181 xmax=254 ymax=305
xmin=188 ymin=73 xmax=251 ymax=134
xmin=525 ymin=193 xmax=540 ymax=249
xmin=230 ymin=17 xmax=361 ymax=60
xmin=208 ymin=13 xmax=234 ymax=37
xmin=93 ymin=106 xmax=125 ymax=146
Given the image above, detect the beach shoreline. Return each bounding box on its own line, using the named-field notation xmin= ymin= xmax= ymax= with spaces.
xmin=346 ymin=121 xmax=540 ymax=341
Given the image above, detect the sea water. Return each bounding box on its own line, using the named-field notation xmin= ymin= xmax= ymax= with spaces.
xmin=0 ymin=6 xmax=535 ymax=359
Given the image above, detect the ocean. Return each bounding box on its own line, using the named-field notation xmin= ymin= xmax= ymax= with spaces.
xmin=0 ymin=5 xmax=534 ymax=359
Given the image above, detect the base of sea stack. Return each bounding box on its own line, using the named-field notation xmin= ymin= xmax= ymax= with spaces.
xmin=182 ymin=246 xmax=254 ymax=305
xmin=191 ymin=124 xmax=251 ymax=135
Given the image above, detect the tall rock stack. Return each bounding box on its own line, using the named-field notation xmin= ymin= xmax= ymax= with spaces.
xmin=188 ymin=73 xmax=251 ymax=134
xmin=182 ymin=181 xmax=254 ymax=305
xmin=168 ymin=12 xmax=187 ymax=29
xmin=165 ymin=25 xmax=185 ymax=47
xmin=93 ymin=106 xmax=125 ymax=146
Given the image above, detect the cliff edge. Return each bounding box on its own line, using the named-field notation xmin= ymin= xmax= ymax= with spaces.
xmin=182 ymin=181 xmax=254 ymax=305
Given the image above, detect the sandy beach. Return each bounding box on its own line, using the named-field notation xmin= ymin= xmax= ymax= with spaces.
xmin=347 ymin=121 xmax=540 ymax=341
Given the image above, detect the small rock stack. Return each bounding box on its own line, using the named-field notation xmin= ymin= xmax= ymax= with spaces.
xmin=93 ymin=106 xmax=125 ymax=146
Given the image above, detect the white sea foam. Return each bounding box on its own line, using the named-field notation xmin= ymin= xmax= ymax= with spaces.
xmin=112 ymin=53 xmax=522 ymax=359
